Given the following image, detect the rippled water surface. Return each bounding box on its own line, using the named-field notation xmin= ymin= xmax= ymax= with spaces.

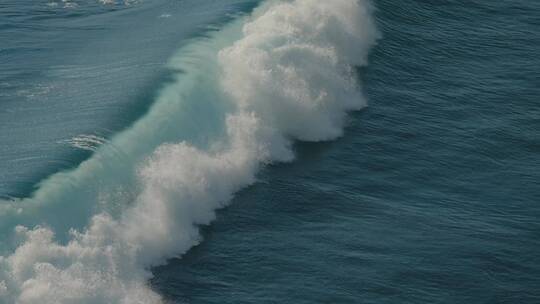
xmin=1 ymin=0 xmax=539 ymax=303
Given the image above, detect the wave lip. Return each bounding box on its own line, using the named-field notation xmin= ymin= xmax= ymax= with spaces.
xmin=0 ymin=0 xmax=378 ymax=303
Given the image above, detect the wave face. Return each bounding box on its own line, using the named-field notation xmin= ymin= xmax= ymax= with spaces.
xmin=0 ymin=0 xmax=378 ymax=303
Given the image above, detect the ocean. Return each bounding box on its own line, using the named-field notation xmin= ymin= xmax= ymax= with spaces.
xmin=0 ymin=0 xmax=539 ymax=303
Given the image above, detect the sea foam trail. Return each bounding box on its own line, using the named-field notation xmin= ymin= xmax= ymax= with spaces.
xmin=0 ymin=0 xmax=378 ymax=303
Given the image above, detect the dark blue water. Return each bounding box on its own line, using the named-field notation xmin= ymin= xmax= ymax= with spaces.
xmin=1 ymin=0 xmax=539 ymax=303
xmin=151 ymin=0 xmax=540 ymax=303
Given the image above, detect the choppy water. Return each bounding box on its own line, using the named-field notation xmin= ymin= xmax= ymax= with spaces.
xmin=1 ymin=0 xmax=539 ymax=303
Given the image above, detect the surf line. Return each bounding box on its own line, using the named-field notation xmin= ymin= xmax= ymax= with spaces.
xmin=0 ymin=1 xmax=379 ymax=303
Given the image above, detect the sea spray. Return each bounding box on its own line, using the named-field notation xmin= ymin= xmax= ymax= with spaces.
xmin=0 ymin=0 xmax=378 ymax=302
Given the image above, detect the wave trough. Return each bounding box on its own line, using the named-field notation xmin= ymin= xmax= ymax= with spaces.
xmin=0 ymin=0 xmax=378 ymax=303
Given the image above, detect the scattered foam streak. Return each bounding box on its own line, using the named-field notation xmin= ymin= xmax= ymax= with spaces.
xmin=61 ymin=134 xmax=108 ymax=152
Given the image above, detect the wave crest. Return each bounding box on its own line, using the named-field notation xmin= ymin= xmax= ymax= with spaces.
xmin=0 ymin=0 xmax=378 ymax=303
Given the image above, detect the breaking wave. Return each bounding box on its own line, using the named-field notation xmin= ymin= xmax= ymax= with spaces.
xmin=0 ymin=0 xmax=378 ymax=303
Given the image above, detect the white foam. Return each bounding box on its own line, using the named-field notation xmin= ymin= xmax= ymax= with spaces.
xmin=0 ymin=1 xmax=378 ymax=303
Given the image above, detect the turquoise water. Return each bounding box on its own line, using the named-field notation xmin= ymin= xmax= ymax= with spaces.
xmin=1 ymin=0 xmax=539 ymax=303
xmin=0 ymin=0 xmax=259 ymax=198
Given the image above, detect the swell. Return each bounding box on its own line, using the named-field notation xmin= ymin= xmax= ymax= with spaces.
xmin=0 ymin=0 xmax=261 ymax=200
xmin=0 ymin=0 xmax=378 ymax=303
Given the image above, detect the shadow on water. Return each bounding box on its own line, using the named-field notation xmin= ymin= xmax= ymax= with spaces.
xmin=1 ymin=69 xmax=177 ymax=200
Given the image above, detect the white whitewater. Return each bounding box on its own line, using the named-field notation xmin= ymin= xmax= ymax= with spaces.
xmin=0 ymin=0 xmax=378 ymax=303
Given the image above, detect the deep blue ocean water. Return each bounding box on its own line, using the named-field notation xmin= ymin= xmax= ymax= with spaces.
xmin=1 ymin=0 xmax=539 ymax=303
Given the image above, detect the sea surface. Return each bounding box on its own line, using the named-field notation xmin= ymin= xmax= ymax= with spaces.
xmin=0 ymin=0 xmax=539 ymax=303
